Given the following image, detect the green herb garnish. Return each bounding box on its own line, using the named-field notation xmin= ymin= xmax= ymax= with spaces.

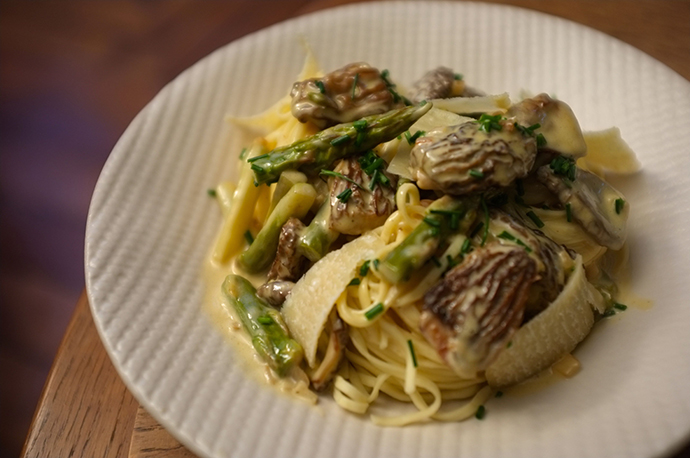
xmin=359 ymin=260 xmax=371 ymax=277
xmin=526 ymin=210 xmax=545 ymax=228
xmin=565 ymin=202 xmax=572 ymax=222
xmin=475 ymin=405 xmax=486 ymax=420
xmin=348 ymin=278 xmax=361 ymax=286
xmin=207 ymin=188 xmax=217 ymax=197
xmin=477 ymin=113 xmax=503 ymax=133
xmin=615 ymin=198 xmax=625 ymax=215
xmin=315 ymin=80 xmax=326 ymax=94
xmin=495 ymin=391 xmax=504 ymax=398
xmin=536 ymin=133 xmax=547 ymax=147
xmin=469 ymin=169 xmax=484 ymax=179
xmin=337 ymin=188 xmax=353 ymax=203
xmin=407 ymin=340 xmax=418 ymax=367
xmin=244 ymin=230 xmax=254 ymax=245
xmin=330 ymin=134 xmax=351 ymax=146
xmin=550 ymin=155 xmax=577 ymax=181
xmin=603 ymin=308 xmax=616 ymax=317
xmin=257 ymin=315 xmax=274 ymax=325
xmin=365 ymin=302 xmax=385 ymax=320
xmin=320 ymin=169 xmax=364 ymax=189
xmin=239 ymin=147 xmax=248 ymax=160
xmin=613 ymin=302 xmax=628 ymax=311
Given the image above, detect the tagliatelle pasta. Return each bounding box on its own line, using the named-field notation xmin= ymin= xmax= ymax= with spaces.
xmin=206 ymin=52 xmax=637 ymax=426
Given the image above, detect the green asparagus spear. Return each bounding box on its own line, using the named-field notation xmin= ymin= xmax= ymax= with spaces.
xmin=378 ymin=196 xmax=479 ymax=284
xmin=222 ymin=275 xmax=303 ymax=377
xmin=249 ymin=103 xmax=433 ymax=185
xmin=266 ymin=170 xmax=308 ymax=219
xmin=238 ymin=182 xmax=316 ymax=272
xmin=298 ymin=200 xmax=340 ymax=262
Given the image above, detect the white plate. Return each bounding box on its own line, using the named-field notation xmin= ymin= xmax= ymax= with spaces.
xmin=85 ymin=2 xmax=690 ymax=457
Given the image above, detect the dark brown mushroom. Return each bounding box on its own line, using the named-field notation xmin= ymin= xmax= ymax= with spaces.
xmin=420 ymin=244 xmax=539 ymax=378
xmin=290 ymin=62 xmax=401 ymax=129
xmin=267 ymin=217 xmax=308 ymax=282
xmin=410 ymin=120 xmax=537 ymax=196
xmin=327 ymin=157 xmax=397 ymax=235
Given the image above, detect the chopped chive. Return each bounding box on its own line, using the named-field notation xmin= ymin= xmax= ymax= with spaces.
xmin=469 ymin=169 xmax=484 ymax=179
xmin=461 ymin=238 xmax=472 ymax=254
xmin=351 ymin=73 xmax=359 ymax=99
xmin=407 ymin=340 xmax=418 ymax=367
xmin=320 ymin=170 xmax=364 ymax=189
xmin=446 ymin=255 xmax=459 ymax=270
xmin=348 ymin=278 xmax=361 ymax=286
xmin=359 ymin=260 xmax=371 ymax=277
xmin=315 ymin=80 xmax=326 ymax=94
xmin=330 ymin=134 xmax=351 ymax=146
xmin=536 ymin=133 xmax=547 ymax=147
xmin=244 ymin=230 xmax=254 ymax=245
xmin=565 ymin=202 xmax=572 ymax=222
xmin=373 ymin=258 xmax=380 ymax=270
xmin=239 ymin=147 xmax=248 ymax=160
xmin=550 ymin=155 xmax=576 ymax=181
xmin=507 ymin=341 xmax=513 ymax=348
xmin=516 ymin=178 xmax=525 ymax=196
xmin=355 ymin=131 xmax=366 ymax=147
xmin=475 ymin=405 xmax=486 ymax=420
xmin=454 ymin=73 xmax=463 ymax=80
xmin=495 ymin=391 xmax=504 ymax=398
xmin=247 ymin=153 xmax=269 ymax=163
xmin=430 ymin=256 xmax=441 ymax=268
xmin=207 ymin=188 xmax=217 ymax=197
xmin=369 ymin=170 xmax=380 ymax=190
xmin=364 ymin=302 xmax=385 ymax=320
xmin=615 ymin=198 xmax=625 ymax=215
xmin=516 ymin=239 xmax=533 ymax=253
xmin=603 ymin=308 xmax=616 ymax=317
xmin=250 ymin=163 xmax=264 ymax=173
xmin=337 ymin=188 xmax=353 ymax=202
xmin=257 ymin=315 xmax=274 ymax=325
xmin=450 ymin=213 xmax=460 ymax=230
xmin=423 ymin=216 xmax=441 ymax=227
xmin=497 ymin=231 xmax=516 ymax=241
xmin=404 ymin=130 xmax=425 ymax=145
xmin=378 ymin=172 xmax=391 ymax=187
xmin=353 ymin=119 xmax=368 ymax=132
xmin=477 ymin=113 xmax=503 ymax=133
xmin=363 ymin=157 xmax=384 ymax=175
xmin=613 ymin=302 xmax=628 ymax=311
xmin=469 ymin=221 xmax=484 ymax=238
xmin=526 ymin=210 xmax=545 ymax=228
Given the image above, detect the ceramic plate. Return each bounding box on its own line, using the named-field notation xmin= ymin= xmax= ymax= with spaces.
xmin=85 ymin=2 xmax=690 ymax=457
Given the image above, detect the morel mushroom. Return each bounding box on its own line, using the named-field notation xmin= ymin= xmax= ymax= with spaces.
xmin=507 ymin=93 xmax=587 ymax=158
xmin=290 ymin=62 xmax=401 ymax=129
xmin=267 ymin=217 xmax=309 ymax=282
xmin=408 ymin=67 xmax=458 ymax=103
xmin=256 ymin=280 xmax=295 ymax=308
xmin=420 ymin=244 xmax=539 ymax=379
xmin=485 ymin=209 xmax=575 ymax=320
xmin=536 ymin=162 xmax=628 ymax=250
xmin=327 ymin=156 xmax=397 ymax=235
xmin=410 ymin=120 xmax=537 ymax=196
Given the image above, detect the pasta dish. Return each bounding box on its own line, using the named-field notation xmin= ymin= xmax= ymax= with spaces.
xmin=205 ymin=53 xmax=638 ymax=426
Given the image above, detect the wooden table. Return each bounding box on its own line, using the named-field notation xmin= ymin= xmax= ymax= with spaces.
xmin=20 ymin=1 xmax=690 ymax=457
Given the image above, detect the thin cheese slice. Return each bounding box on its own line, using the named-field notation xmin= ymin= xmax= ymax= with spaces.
xmin=485 ymin=256 xmax=605 ymax=387
xmin=581 ymin=127 xmax=641 ymax=174
xmin=428 ymin=93 xmax=512 ymax=115
xmin=282 ymin=232 xmax=385 ymax=367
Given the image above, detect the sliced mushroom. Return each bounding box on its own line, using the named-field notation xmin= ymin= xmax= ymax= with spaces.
xmin=290 ymin=62 xmax=401 ymax=129
xmin=420 ymin=244 xmax=539 ymax=379
xmin=256 ymin=280 xmax=295 ymax=308
xmin=410 ymin=120 xmax=537 ymax=195
xmin=267 ymin=217 xmax=308 ymax=282
xmin=507 ymin=93 xmax=587 ymax=158
xmin=485 ymin=209 xmax=575 ymax=320
xmin=310 ymin=312 xmax=349 ymax=391
xmin=327 ymin=157 xmax=397 ymax=235
xmin=408 ymin=66 xmax=457 ymax=103
xmin=536 ymin=164 xmax=628 ymax=250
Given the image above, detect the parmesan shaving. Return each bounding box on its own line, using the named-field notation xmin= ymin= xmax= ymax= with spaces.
xmin=428 ymin=93 xmax=512 ymax=115
xmin=282 ymin=232 xmax=385 ymax=367
xmin=580 ymin=127 xmax=641 ymax=175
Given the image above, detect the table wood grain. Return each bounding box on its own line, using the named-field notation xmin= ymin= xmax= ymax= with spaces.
xmin=19 ymin=1 xmax=690 ymax=457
